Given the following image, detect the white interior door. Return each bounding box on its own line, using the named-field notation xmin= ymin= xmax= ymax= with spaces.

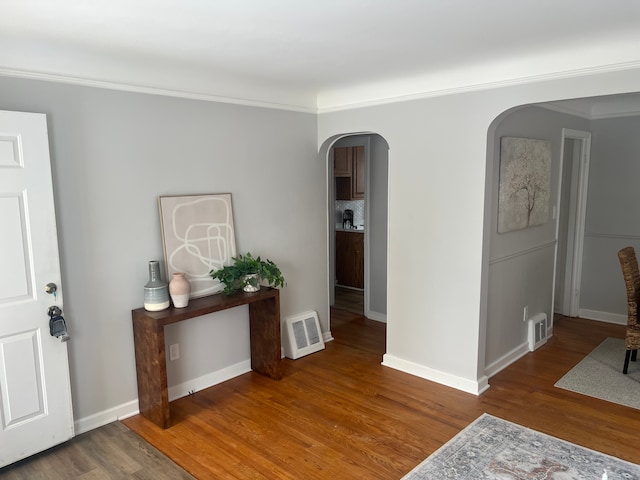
xmin=0 ymin=110 xmax=73 ymax=467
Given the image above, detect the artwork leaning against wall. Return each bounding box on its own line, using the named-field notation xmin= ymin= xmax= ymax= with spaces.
xmin=159 ymin=193 xmax=237 ymax=297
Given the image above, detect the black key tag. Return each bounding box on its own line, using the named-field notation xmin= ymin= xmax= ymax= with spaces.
xmin=48 ymin=306 xmax=70 ymax=342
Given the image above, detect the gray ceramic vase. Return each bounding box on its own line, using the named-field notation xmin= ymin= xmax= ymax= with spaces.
xmin=144 ymin=260 xmax=170 ymax=311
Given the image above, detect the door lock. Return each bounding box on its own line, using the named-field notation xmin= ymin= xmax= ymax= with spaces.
xmin=48 ymin=305 xmax=69 ymax=342
xmin=45 ymin=283 xmax=58 ymax=301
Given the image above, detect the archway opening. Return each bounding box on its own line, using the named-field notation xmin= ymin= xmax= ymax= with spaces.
xmin=482 ymin=93 xmax=637 ymax=379
xmin=319 ymin=133 xmax=390 ymax=347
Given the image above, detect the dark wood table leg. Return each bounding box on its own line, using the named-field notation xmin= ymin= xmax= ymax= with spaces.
xmin=132 ymin=311 xmax=171 ymax=428
xmin=249 ymin=294 xmax=283 ymax=380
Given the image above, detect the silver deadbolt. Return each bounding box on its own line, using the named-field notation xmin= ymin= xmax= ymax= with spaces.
xmin=45 ymin=283 xmax=57 ymax=294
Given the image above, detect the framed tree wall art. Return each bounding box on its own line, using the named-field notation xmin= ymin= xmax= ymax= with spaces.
xmin=159 ymin=193 xmax=237 ymax=297
xmin=498 ymin=137 xmax=552 ymax=233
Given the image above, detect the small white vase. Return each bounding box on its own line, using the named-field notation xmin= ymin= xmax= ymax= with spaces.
xmin=169 ymin=272 xmax=191 ymax=307
xmin=243 ymin=274 xmax=260 ymax=293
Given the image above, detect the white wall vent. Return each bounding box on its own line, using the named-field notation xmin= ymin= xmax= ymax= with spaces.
xmin=528 ymin=312 xmax=548 ymax=351
xmin=283 ymin=311 xmax=325 ymax=360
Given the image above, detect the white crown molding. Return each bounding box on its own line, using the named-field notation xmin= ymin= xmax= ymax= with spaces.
xmin=537 ymin=102 xmax=593 ymax=119
xmin=0 ymin=67 xmax=318 ymax=114
xmin=317 ymin=60 xmax=640 ymax=114
xmin=541 ymin=98 xmax=640 ymax=120
xmin=4 ymin=59 xmax=640 ymax=117
xmin=589 ymin=110 xmax=640 ymax=120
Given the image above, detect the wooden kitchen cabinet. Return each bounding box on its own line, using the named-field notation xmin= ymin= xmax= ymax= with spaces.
xmin=334 ymin=145 xmax=365 ymax=200
xmin=335 ymin=231 xmax=364 ymax=289
xmin=352 ymin=146 xmax=365 ymax=199
xmin=333 ymin=146 xmax=352 ymax=177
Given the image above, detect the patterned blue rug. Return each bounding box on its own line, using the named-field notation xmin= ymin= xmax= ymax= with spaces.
xmin=402 ymin=414 xmax=640 ymax=479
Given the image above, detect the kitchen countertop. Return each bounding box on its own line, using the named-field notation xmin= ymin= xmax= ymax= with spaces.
xmin=336 ymin=226 xmax=364 ymax=233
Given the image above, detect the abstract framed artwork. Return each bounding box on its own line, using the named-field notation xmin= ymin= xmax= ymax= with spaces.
xmin=498 ymin=137 xmax=552 ymax=233
xmin=159 ymin=193 xmax=237 ymax=297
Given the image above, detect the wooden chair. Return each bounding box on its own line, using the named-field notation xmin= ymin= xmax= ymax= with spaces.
xmin=617 ymin=246 xmax=640 ymax=373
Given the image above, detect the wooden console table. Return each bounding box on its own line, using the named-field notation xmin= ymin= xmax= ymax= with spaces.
xmin=132 ymin=287 xmax=282 ymax=428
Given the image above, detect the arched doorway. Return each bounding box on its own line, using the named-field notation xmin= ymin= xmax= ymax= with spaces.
xmin=483 ymin=94 xmax=638 ymax=378
xmin=320 ymin=133 xmax=390 ymax=341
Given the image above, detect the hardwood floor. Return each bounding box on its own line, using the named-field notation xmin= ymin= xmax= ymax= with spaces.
xmin=119 ymin=313 xmax=640 ymax=479
xmin=3 ymin=313 xmax=637 ymax=479
xmin=333 ymin=286 xmax=364 ymax=315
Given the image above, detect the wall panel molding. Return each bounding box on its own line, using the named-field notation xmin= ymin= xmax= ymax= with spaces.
xmin=585 ymin=232 xmax=640 ymax=241
xmin=489 ymin=240 xmax=556 ymax=265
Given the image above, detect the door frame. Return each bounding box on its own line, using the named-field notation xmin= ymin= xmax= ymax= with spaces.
xmin=555 ymin=128 xmax=591 ymax=318
xmin=329 ymin=135 xmax=371 ymax=310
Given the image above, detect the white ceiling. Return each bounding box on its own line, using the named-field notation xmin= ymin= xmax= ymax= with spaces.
xmin=2 ymin=1 xmax=640 ymax=112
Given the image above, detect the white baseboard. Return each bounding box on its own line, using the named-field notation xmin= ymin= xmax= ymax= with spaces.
xmin=484 ymin=342 xmax=530 ymax=379
xmin=382 ymin=354 xmax=489 ymax=395
xmin=323 ymin=331 xmax=334 ymax=343
xmin=74 ymin=360 xmax=252 ymax=435
xmin=578 ymin=309 xmax=626 ymax=325
xmin=365 ymin=310 xmax=387 ymax=323
xmin=75 ymin=400 xmax=140 ymax=435
xmin=167 ymin=360 xmax=251 ymax=401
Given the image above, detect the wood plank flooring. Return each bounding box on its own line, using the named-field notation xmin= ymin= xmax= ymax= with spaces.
xmin=120 ymin=312 xmax=640 ymax=479
xmin=3 ymin=312 xmax=638 ymax=479
xmin=333 ymin=286 xmax=364 ymax=315
xmin=0 ymin=420 xmax=194 ymax=479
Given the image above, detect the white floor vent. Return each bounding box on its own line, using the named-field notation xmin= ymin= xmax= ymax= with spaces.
xmin=283 ymin=311 xmax=325 ymax=360
xmin=528 ymin=313 xmax=548 ymax=352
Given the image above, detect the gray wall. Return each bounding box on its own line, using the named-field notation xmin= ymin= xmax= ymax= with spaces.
xmin=318 ymin=66 xmax=640 ymax=394
xmin=3 ymin=64 xmax=639 ymax=429
xmin=0 ymin=76 xmax=323 ymax=430
xmin=490 ymin=109 xmax=640 ymax=331
xmin=580 ymin=115 xmax=640 ymax=317
xmin=368 ymin=134 xmax=389 ymax=316
xmin=487 ymin=106 xmax=640 ymax=371
xmin=485 ymin=106 xmax=589 ymax=371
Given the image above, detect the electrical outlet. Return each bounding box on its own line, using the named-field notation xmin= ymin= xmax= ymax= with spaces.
xmin=169 ymin=343 xmax=180 ymax=361
xmin=523 ymin=306 xmax=529 ymax=323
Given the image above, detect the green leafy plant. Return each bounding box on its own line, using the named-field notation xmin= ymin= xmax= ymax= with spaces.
xmin=209 ymin=252 xmax=286 ymax=295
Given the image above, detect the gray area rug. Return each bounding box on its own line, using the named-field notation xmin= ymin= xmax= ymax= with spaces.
xmin=402 ymin=414 xmax=640 ymax=479
xmin=555 ymin=337 xmax=640 ymax=409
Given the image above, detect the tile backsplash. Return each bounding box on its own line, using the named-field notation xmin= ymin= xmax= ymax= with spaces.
xmin=336 ymin=200 xmax=365 ymax=227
